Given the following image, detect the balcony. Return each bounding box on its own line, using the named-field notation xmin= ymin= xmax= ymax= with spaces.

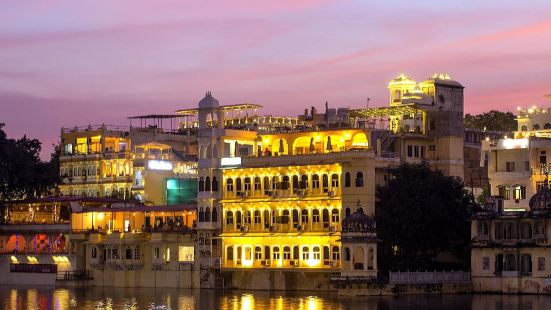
xmin=241 ymin=150 xmax=374 ymax=168
xmin=223 ymin=188 xmax=341 ymax=201
xmin=0 ymin=223 xmax=71 ymax=234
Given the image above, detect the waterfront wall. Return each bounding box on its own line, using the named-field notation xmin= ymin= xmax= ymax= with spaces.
xmin=336 ymin=283 xmax=472 ymax=296
xmin=91 ymin=269 xmax=200 ymax=288
xmin=220 ymin=270 xmax=333 ymax=291
xmin=0 ymin=254 xmax=77 ymax=286
xmin=472 ymin=276 xmax=551 ymax=294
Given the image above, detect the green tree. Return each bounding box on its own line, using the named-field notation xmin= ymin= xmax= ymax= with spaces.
xmin=464 ymin=110 xmax=517 ymax=132
xmin=0 ymin=122 xmax=60 ymax=203
xmin=376 ymin=163 xmax=477 ymax=273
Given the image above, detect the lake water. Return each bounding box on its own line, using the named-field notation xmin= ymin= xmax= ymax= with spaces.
xmin=1 ymin=286 xmax=550 ymax=309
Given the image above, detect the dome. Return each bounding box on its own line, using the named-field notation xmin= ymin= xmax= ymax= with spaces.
xmin=198 ymin=91 xmax=219 ymax=109
xmin=342 ymin=206 xmax=376 ymax=232
xmin=529 ymin=184 xmax=551 ymax=209
xmin=388 ymin=73 xmax=416 ymax=86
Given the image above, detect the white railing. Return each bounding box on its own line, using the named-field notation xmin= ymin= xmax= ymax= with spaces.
xmin=389 ymin=270 xmax=470 ymax=285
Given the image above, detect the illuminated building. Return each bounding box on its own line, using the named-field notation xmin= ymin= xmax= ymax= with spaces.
xmin=186 ymin=74 xmax=465 ymax=289
xmin=482 ymin=97 xmax=551 ymax=212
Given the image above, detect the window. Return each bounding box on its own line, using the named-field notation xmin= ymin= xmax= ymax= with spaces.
xmin=292 ymin=209 xmax=299 ymax=227
xmin=293 ymin=246 xmax=299 ymax=260
xmin=126 ymin=247 xmax=132 ymax=259
xmin=264 ymin=246 xmax=270 ymax=260
xmin=300 ymin=175 xmax=309 ymax=189
xmin=344 ymin=248 xmax=350 ymax=261
xmin=281 ymin=210 xmax=290 ymax=224
xmin=512 ymin=185 xmax=526 ymax=200
xmin=244 ymin=177 xmax=251 ymax=191
xmin=524 ymin=161 xmax=530 ymax=172
xmin=302 ymin=246 xmax=309 ymax=260
xmin=407 ymin=145 xmax=413 ymax=157
xmin=292 ymin=175 xmax=299 ymax=192
xmin=254 ymin=177 xmax=261 ymax=191
xmin=355 ymin=172 xmax=364 ymax=187
xmin=498 ymin=186 xmax=510 ymax=200
xmin=312 ymin=209 xmax=320 ymax=223
xmin=271 ymin=176 xmax=278 ymax=191
xmin=178 ymin=246 xmax=194 ymax=262
xmin=281 ymin=176 xmax=290 ymax=190
xmin=283 ymin=246 xmax=291 ymax=260
xmin=91 ymin=247 xmax=97 ymax=259
xmin=323 ymin=246 xmax=330 ymax=261
xmin=534 ymin=124 xmax=540 ymax=130
xmin=322 ymin=209 xmax=330 ymax=227
xmin=244 ymin=247 xmax=252 ymax=260
xmin=504 ymin=223 xmax=517 ymax=239
xmin=236 ymin=210 xmax=242 ymax=228
xmin=483 ymin=257 xmax=490 ymax=271
xmin=254 ymin=210 xmax=261 ymax=224
xmin=521 ymin=254 xmax=532 ymax=273
xmin=538 ymin=257 xmax=546 ymax=271
xmin=212 ymin=177 xmax=219 ymax=191
xmin=477 ymin=222 xmax=489 ymax=236
xmin=312 ymin=175 xmax=320 ymax=189
xmin=205 ymin=176 xmax=211 ymax=191
xmin=255 ymin=247 xmax=262 ymax=260
xmin=345 ymin=207 xmax=351 ymax=217
xmin=199 ymin=207 xmax=205 ymax=222
xmin=205 ymin=207 xmax=211 ymax=222
xmin=226 ymin=178 xmax=234 ymax=192
xmin=273 ymin=247 xmax=280 ymax=260
xmin=244 ymin=210 xmax=251 ymax=224
xmin=264 ymin=176 xmax=271 ymax=194
xmin=322 ymin=174 xmax=329 ymax=192
xmin=134 ymin=246 xmax=140 ymax=260
xmin=212 ymin=207 xmax=218 ymax=222
xmin=313 ymin=246 xmax=320 ymax=260
xmin=332 ymin=246 xmax=340 ymax=261
xmin=331 ymin=209 xmax=339 ymax=223
xmin=264 ymin=210 xmax=270 ymax=228
xmin=199 ymin=177 xmax=205 ymax=192
xmin=227 ymin=247 xmax=233 ymax=260
xmin=505 ymin=161 xmax=515 ymax=172
xmin=301 ymin=209 xmax=309 ymax=224
xmin=420 ymin=146 xmax=426 ymax=159
xmin=504 ymin=254 xmax=517 ymax=271
xmin=534 ymin=221 xmax=545 ymax=235
xmin=112 ymin=247 xmax=119 ymax=259
xmin=414 ymin=145 xmax=419 ymax=158
xmin=331 ymin=174 xmax=339 ymax=188
xmin=236 ymin=178 xmax=242 ymax=193
xmin=226 ymin=211 xmax=234 ymax=225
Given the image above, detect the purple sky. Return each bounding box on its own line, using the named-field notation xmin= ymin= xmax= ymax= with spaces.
xmin=1 ymin=0 xmax=551 ymax=158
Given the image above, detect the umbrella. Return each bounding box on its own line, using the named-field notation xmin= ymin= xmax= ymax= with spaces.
xmin=309 ymin=137 xmax=315 ymax=152
xmin=234 ymin=141 xmax=239 ymax=156
xmin=279 ymin=139 xmax=285 ymax=154
xmin=327 ymin=136 xmax=332 ymax=151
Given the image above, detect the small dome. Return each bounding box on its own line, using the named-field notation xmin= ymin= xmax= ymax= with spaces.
xmin=342 ymin=207 xmax=376 ymax=232
xmin=199 ymin=91 xmax=219 ymax=109
xmin=529 ymin=184 xmax=551 ymax=209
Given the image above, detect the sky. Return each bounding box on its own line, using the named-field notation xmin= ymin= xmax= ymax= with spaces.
xmin=1 ymin=0 xmax=550 ymax=158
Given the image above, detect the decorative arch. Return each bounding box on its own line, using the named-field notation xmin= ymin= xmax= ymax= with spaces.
xmin=271 ymin=138 xmax=289 ymax=156
xmin=351 ymin=132 xmax=369 ymax=148
xmin=323 ymin=135 xmax=345 ymax=152
xmin=353 ymin=246 xmax=365 ymax=270
xmin=292 ymin=136 xmax=315 ymax=154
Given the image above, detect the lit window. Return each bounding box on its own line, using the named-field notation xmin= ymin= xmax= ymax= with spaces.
xmin=313 ymin=247 xmax=320 ymax=260
xmin=302 ymin=247 xmax=309 ymax=260
xmin=178 ymin=246 xmax=194 ymax=262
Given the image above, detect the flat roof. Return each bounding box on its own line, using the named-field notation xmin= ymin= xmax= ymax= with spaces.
xmin=350 ymin=104 xmax=423 ymax=118
xmin=5 ymin=197 xmax=126 ymax=205
xmin=74 ymin=204 xmax=197 ymax=214
xmin=127 ymin=114 xmax=182 ymax=119
xmin=175 ymin=103 xmax=263 ymax=115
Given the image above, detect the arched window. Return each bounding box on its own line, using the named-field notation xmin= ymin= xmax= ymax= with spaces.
xmin=504 ymin=223 xmax=517 ymax=240
xmin=199 ymin=207 xmax=205 ymax=222
xmin=254 ymin=246 xmax=262 ymax=260
xmin=293 ymin=246 xmax=299 ymax=260
xmin=312 ymin=175 xmax=320 ymax=189
xmin=264 ymin=246 xmax=270 ymax=259
xmin=227 ymin=247 xmax=234 ymax=260
xmin=283 ymin=246 xmax=291 ymax=260
xmin=521 ymin=223 xmax=532 ymax=239
xmin=292 ymin=175 xmax=299 ymax=192
xmin=244 ymin=210 xmax=251 ymax=224
xmin=322 ymin=209 xmax=330 ymax=227
xmin=312 ymin=209 xmax=320 ymax=223
xmin=254 ymin=210 xmax=261 ymax=224
xmin=236 ymin=210 xmax=242 ymax=228
xmin=301 ymin=209 xmax=309 ymax=223
xmin=300 ymin=175 xmax=309 ymax=189
xmin=438 ymin=94 xmax=445 ymax=105
xmin=282 ymin=210 xmax=290 ymax=224
xmin=205 ymin=207 xmax=211 ymax=222
xmin=254 ymin=177 xmax=261 ymax=191
xmin=199 ymin=177 xmax=205 ymax=192
xmin=512 ymin=185 xmax=526 ymax=200
xmin=271 ymin=176 xmax=278 ymax=191
xmin=212 ymin=177 xmax=219 ymax=191
xmin=323 ymin=246 xmax=330 ymax=261
xmin=504 ymin=254 xmax=516 ymax=271
xmin=322 ymin=174 xmax=329 ymax=192
xmin=244 ymin=177 xmax=251 ymax=191
xmin=331 ymin=174 xmax=339 ymax=188
xmin=212 ymin=207 xmax=218 ymax=222
xmin=236 ymin=178 xmax=242 ymax=193
xmin=345 ymin=207 xmax=351 ymax=217
xmin=331 ymin=209 xmax=339 ymax=223
xmin=273 ymin=247 xmax=280 ymax=260
xmin=394 ymin=90 xmax=401 ymax=101
xmin=332 ymin=246 xmax=340 ymax=260
xmin=355 ymin=172 xmax=364 ymax=187
xmin=521 ymin=125 xmax=528 ymax=131
xmin=302 ymin=246 xmax=309 ymax=260
xmin=263 ymin=176 xmax=271 ymax=194
xmin=205 ymin=176 xmax=211 ymax=191
xmin=292 ymin=209 xmax=299 ymax=227
xmin=534 ymin=124 xmax=540 ymax=130
xmin=226 ymin=178 xmax=234 ymax=192
xmin=545 ymin=123 xmax=551 ymax=130
xmin=344 ymin=172 xmax=351 ymax=187
xmin=282 ymin=176 xmax=290 ymax=190
xmin=226 ymin=211 xmax=233 ymax=225
xmin=199 ymin=233 xmax=204 ymax=245
xmin=313 ymin=246 xmax=320 ymax=260
xmin=263 ymin=210 xmax=270 ymax=228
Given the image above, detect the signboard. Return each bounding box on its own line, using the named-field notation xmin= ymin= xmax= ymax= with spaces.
xmin=221 ymin=157 xmax=241 ymax=166
xmin=148 ymin=160 xmax=173 ymax=171
xmin=10 ymin=263 xmax=57 ymax=273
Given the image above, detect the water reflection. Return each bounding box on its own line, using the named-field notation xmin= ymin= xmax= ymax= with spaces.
xmin=1 ymin=287 xmax=551 ymax=310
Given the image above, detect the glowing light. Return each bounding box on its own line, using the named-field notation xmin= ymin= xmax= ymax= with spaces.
xmin=26 ymin=256 xmax=38 ymax=264
xmin=306 ymin=258 xmax=320 ymax=267
xmin=148 ymin=160 xmax=173 ymax=170
xmin=502 ymin=138 xmax=528 ymax=149
xmin=221 ymin=157 xmax=242 ymax=166
xmin=315 ymin=135 xmax=321 ymax=142
xmin=10 ymin=256 xmax=18 ymax=263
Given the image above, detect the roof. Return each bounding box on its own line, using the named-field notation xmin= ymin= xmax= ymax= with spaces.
xmin=5 ymin=196 xmax=126 ymax=205
xmin=175 ymin=103 xmax=263 ymax=115
xmin=127 ymin=114 xmax=182 ymax=120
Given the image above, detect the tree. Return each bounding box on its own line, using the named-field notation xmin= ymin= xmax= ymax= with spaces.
xmin=464 ymin=110 xmax=517 ymax=132
xmin=376 ymin=163 xmax=477 ymax=273
xmin=0 ymin=122 xmax=60 ymax=203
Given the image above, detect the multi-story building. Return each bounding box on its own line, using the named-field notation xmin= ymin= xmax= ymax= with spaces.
xmin=186 ymin=73 xmax=465 ymax=289
xmin=482 ymin=99 xmax=551 ymax=211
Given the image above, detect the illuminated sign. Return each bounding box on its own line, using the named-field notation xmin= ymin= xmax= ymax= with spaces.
xmin=148 ymin=160 xmax=173 ymax=170
xmin=221 ymin=157 xmax=241 ymax=166
xmin=501 ymin=138 xmax=528 ymax=149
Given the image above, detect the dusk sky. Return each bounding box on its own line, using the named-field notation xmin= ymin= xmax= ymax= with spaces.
xmin=1 ymin=0 xmax=550 ymax=158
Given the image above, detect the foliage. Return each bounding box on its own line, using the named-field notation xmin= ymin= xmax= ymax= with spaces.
xmin=376 ymin=163 xmax=477 ymax=273
xmin=464 ymin=110 xmax=517 ymax=132
xmin=0 ymin=122 xmax=60 ymax=203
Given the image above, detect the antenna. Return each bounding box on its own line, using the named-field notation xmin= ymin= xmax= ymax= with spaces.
xmin=367 ymin=97 xmax=370 ymax=109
